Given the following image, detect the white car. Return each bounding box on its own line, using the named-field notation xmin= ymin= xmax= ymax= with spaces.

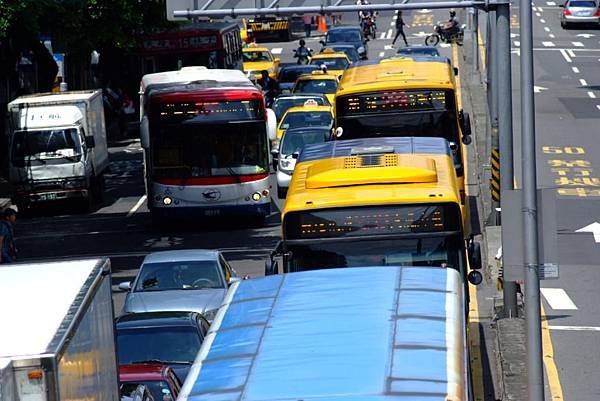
xmin=273 ymin=126 xmax=331 ymax=199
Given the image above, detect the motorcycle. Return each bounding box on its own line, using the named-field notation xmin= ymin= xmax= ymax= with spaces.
xmin=425 ymin=21 xmax=465 ymax=46
xmin=293 ymin=47 xmax=313 ymax=65
xmin=361 ymin=15 xmax=377 ymax=40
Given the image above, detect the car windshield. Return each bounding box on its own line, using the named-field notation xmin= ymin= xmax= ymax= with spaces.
xmin=243 ymin=51 xmax=273 ymax=62
xmin=280 ymin=112 xmax=333 ymax=130
xmin=121 ymin=382 xmax=174 ymax=401
xmin=135 ymin=260 xmax=223 ymax=291
xmin=328 ymin=47 xmax=359 ymax=62
xmin=280 ymin=130 xmax=328 ymax=155
xmin=117 ymin=326 xmax=201 ymax=364
xmin=11 ymin=128 xmax=82 ymax=165
xmin=273 ymin=97 xmax=328 ymax=119
xmin=568 ymin=0 xmax=596 ymax=6
xmin=279 ymin=67 xmax=319 ymax=83
xmin=287 ymin=235 xmax=464 ymax=272
xmin=327 ymin=31 xmax=361 ymax=42
xmin=398 ymin=48 xmax=440 ymax=57
xmin=294 ymin=79 xmax=338 ymax=94
xmin=310 ymin=57 xmax=349 ymax=70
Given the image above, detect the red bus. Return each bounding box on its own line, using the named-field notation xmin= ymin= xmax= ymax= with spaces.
xmin=138 ymin=22 xmax=243 ymax=74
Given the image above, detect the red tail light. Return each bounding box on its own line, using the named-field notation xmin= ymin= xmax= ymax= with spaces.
xmin=595 ymin=9 xmax=600 ymax=16
xmin=564 ymin=9 xmax=571 ymax=15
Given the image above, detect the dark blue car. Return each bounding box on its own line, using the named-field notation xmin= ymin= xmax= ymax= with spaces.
xmin=115 ymin=311 xmax=209 ymax=383
xmin=320 ymin=26 xmax=368 ymax=60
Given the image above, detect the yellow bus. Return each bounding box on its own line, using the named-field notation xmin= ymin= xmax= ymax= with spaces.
xmin=265 ymin=137 xmax=481 ymax=285
xmin=333 ymin=57 xmax=472 ymax=203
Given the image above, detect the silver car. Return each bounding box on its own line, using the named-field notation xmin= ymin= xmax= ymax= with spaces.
xmin=560 ymin=0 xmax=600 ymax=28
xmin=119 ymin=250 xmax=240 ymax=322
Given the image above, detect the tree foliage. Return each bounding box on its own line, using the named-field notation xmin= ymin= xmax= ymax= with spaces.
xmin=1 ymin=0 xmax=174 ymax=58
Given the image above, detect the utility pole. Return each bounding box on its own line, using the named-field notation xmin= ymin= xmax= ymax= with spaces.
xmin=488 ymin=8 xmax=500 ymax=225
xmin=496 ymin=4 xmax=518 ymax=317
xmin=519 ymin=0 xmax=545 ymax=397
xmin=472 ymin=8 xmax=479 ymax=74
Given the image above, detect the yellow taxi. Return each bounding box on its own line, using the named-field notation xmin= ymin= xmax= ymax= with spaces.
xmin=242 ymin=46 xmax=280 ymax=79
xmin=309 ymin=49 xmax=351 ymax=79
xmin=276 ymin=103 xmax=334 ymax=139
xmin=292 ymin=71 xmax=339 ymax=104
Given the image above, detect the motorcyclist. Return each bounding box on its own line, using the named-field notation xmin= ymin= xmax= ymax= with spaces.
xmin=357 ymin=0 xmax=371 ymax=25
xmin=294 ymin=39 xmax=312 ymax=65
xmin=442 ymin=10 xmax=460 ymax=38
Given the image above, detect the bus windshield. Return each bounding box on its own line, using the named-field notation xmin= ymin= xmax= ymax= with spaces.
xmin=286 ymin=235 xmax=464 ymax=272
xmin=151 ymin=121 xmax=268 ymax=178
xmin=336 ymin=89 xmax=459 ymax=140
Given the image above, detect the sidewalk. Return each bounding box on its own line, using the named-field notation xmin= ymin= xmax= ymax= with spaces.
xmin=458 ymin=23 xmax=528 ymax=401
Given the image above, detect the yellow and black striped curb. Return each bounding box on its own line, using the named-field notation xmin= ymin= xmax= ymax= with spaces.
xmin=248 ymin=21 xmax=289 ymax=31
xmin=490 ymin=147 xmax=500 ymax=201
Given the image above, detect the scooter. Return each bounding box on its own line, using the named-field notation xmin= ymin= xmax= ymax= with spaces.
xmin=425 ymin=22 xmax=466 ymax=46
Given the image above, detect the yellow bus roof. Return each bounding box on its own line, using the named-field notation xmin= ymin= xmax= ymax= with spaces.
xmin=337 ymin=58 xmax=456 ymax=96
xmin=284 ymin=140 xmax=459 ymax=218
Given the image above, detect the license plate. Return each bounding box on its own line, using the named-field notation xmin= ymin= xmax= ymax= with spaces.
xmin=39 ymin=193 xmax=57 ymax=201
xmin=204 ymin=209 xmax=220 ymax=217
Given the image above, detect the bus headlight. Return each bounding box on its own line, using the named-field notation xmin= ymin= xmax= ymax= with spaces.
xmin=163 ymin=196 xmax=173 ymax=205
xmin=251 ymin=192 xmax=262 ymax=202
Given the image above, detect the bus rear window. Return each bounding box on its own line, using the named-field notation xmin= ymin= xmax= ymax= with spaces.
xmin=284 ymin=204 xmax=461 ymax=240
xmin=336 ymin=90 xmax=455 ymax=117
xmin=156 ymin=100 xmax=263 ymax=123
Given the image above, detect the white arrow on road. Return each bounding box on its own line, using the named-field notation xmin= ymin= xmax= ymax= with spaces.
xmin=576 ymin=33 xmax=595 ymax=38
xmin=576 ymin=222 xmax=600 ymax=243
xmin=533 ymin=85 xmax=548 ymax=93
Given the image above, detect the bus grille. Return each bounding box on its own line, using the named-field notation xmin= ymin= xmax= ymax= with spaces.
xmin=344 ymin=154 xmax=398 ymax=168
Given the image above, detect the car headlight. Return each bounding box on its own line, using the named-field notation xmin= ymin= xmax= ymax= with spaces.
xmin=358 ymin=46 xmax=365 ymax=54
xmin=279 ymin=159 xmax=293 ymax=173
xmin=203 ymin=308 xmax=219 ymax=323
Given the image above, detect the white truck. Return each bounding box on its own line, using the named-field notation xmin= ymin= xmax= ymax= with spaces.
xmin=6 ymin=90 xmax=109 ymax=209
xmin=0 ymin=258 xmax=119 ymax=401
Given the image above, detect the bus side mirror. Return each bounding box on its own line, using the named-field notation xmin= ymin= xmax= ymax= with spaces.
xmin=265 ymin=258 xmax=278 ymax=275
xmin=468 ymin=270 xmax=483 ymax=285
xmin=459 ymin=110 xmax=472 ymax=144
xmin=266 ymin=108 xmax=277 ymax=141
xmin=468 ymin=240 xmax=482 ymax=270
xmin=140 ymin=115 xmax=150 ymax=148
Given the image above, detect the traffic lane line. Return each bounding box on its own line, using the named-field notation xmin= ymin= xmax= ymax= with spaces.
xmin=549 ymin=325 xmax=600 ymax=331
xmin=542 ymin=304 xmax=566 ymax=401
xmin=127 ymin=194 xmax=147 ymax=217
xmin=540 ymin=288 xmax=578 ymax=310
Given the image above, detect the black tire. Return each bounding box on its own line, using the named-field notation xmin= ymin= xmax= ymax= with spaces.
xmin=561 ymin=21 xmax=569 ymax=29
xmin=425 ymin=34 xmax=440 ymax=46
xmin=277 ymin=186 xmax=287 ymax=199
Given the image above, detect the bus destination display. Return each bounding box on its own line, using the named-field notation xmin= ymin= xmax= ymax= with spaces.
xmin=337 ymin=90 xmax=450 ymax=116
xmin=285 ymin=205 xmax=459 ymax=240
xmin=158 ymin=100 xmax=263 ymax=122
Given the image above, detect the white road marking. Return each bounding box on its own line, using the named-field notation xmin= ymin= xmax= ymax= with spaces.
xmin=572 ymin=66 xmax=580 ymax=73
xmin=572 ymin=41 xmax=584 ymax=47
xmin=567 ymin=49 xmax=576 ymax=57
xmin=390 ymin=21 xmax=395 ymax=26
xmin=580 ymin=78 xmax=588 ymax=86
xmin=386 ymin=29 xmax=393 ymax=39
xmin=511 ymin=32 xmax=520 ymax=37
xmin=514 ymin=40 xmax=521 ymax=47
xmin=549 ymin=326 xmax=600 ymax=332
xmin=540 ymin=18 xmax=546 ymax=23
xmin=540 ymin=288 xmax=578 ymax=310
xmin=380 ymin=32 xmax=386 ymax=39
xmin=588 ymin=92 xmax=596 ymax=98
xmin=271 ymin=47 xmax=282 ymax=55
xmin=418 ymin=8 xmax=431 ymax=13
xmin=597 ymin=105 xmax=600 ymax=111
xmin=393 ymin=15 xmax=398 ymax=20
xmin=536 ymin=12 xmax=541 ymax=16
xmin=127 ymin=195 xmax=147 ymax=218
xmin=559 ymin=49 xmax=572 ymax=62
xmin=544 ymin=26 xmax=550 ymax=32
xmin=534 ymin=85 xmax=548 ymax=93
xmin=542 ymin=41 xmax=555 ymax=47
xmin=576 ymin=33 xmax=595 ymax=38
xmin=384 ymin=44 xmax=394 ymax=50
xmin=547 ymin=0 xmax=556 ymax=4
xmin=440 ymin=43 xmax=451 ymax=48
xmin=379 ymin=51 xmax=385 ymax=57
xmin=549 ymin=33 xmax=555 ymax=38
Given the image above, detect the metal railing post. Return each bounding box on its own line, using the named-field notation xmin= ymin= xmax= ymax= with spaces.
xmin=496 ymin=3 xmax=518 ymax=318
xmin=472 ymin=8 xmax=479 ymax=74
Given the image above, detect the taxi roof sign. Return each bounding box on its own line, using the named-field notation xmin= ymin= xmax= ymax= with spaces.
xmin=304 ymin=99 xmax=319 ymax=106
